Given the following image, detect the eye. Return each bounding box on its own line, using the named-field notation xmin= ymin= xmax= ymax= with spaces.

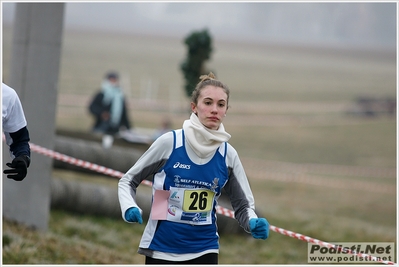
xmin=205 ymin=101 xmax=212 ymax=105
xmin=218 ymin=102 xmax=226 ymax=107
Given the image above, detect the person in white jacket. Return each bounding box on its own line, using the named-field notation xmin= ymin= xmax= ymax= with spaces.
xmin=2 ymin=83 xmax=31 ymax=181
xmin=118 ymin=72 xmax=269 ymax=264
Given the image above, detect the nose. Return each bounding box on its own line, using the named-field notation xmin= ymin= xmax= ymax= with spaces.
xmin=211 ymin=104 xmax=218 ymax=113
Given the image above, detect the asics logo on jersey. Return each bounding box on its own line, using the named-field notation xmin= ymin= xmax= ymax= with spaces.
xmin=173 ymin=162 xmax=191 ymax=169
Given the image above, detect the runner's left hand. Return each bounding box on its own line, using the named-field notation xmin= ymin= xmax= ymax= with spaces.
xmin=249 ymin=218 xmax=269 ymax=239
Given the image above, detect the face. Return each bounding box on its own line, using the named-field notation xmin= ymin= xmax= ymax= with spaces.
xmin=108 ymin=77 xmax=119 ymax=86
xmin=191 ymin=85 xmax=228 ymax=130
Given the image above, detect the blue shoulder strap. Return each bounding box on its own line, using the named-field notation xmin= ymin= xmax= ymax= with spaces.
xmin=172 ymin=129 xmax=184 ymax=149
xmin=172 ymin=130 xmax=176 ymax=149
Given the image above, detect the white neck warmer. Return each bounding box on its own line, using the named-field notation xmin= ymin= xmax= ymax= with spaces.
xmin=182 ymin=113 xmax=231 ymax=158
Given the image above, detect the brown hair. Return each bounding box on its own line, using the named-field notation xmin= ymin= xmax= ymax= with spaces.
xmin=191 ymin=72 xmax=230 ymax=106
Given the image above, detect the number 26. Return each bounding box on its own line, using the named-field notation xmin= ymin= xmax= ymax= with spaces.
xmin=188 ymin=191 xmax=208 ymax=210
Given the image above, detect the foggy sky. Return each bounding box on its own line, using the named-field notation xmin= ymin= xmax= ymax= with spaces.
xmin=2 ymin=2 xmax=397 ymax=49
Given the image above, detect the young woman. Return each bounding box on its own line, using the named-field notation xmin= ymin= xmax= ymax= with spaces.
xmin=118 ymin=73 xmax=269 ymax=264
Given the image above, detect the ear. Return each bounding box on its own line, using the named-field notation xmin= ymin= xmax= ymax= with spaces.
xmin=191 ymin=102 xmax=197 ymax=114
xmin=224 ymin=105 xmax=229 ymax=116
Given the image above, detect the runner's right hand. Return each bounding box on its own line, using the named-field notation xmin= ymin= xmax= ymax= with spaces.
xmin=125 ymin=207 xmax=143 ymax=224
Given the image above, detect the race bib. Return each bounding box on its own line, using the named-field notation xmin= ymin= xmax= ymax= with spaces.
xmin=164 ymin=187 xmax=215 ymax=225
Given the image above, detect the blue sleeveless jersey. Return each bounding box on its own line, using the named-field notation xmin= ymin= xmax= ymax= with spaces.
xmin=148 ymin=130 xmax=229 ymax=253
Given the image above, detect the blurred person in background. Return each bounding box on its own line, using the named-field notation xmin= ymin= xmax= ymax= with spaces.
xmin=2 ymin=83 xmax=31 ymax=181
xmin=118 ymin=72 xmax=269 ymax=265
xmin=152 ymin=116 xmax=172 ymax=141
xmin=89 ymin=71 xmax=132 ymax=148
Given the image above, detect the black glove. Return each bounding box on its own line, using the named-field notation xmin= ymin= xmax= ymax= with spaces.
xmin=3 ymin=155 xmax=30 ymax=181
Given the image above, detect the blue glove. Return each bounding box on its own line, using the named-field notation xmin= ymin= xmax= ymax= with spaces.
xmin=125 ymin=207 xmax=143 ymax=224
xmin=249 ymin=218 xmax=269 ymax=239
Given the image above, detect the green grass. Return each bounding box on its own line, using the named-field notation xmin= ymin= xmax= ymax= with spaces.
xmin=2 ymin=26 xmax=396 ymax=264
xmin=3 ymin=210 xmax=146 ymax=264
xmin=3 ymin=201 xmax=396 ymax=264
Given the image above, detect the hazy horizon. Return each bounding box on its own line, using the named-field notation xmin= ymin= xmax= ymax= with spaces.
xmin=2 ymin=2 xmax=397 ymax=50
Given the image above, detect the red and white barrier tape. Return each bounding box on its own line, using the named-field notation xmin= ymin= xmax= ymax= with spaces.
xmin=29 ymin=143 xmax=153 ymax=187
xmin=29 ymin=142 xmax=395 ymax=265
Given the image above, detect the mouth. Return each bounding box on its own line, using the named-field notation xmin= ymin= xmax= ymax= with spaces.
xmin=208 ymin=117 xmax=219 ymax=121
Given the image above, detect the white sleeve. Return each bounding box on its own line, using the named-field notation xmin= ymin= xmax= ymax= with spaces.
xmin=224 ymin=143 xmax=258 ymax=232
xmin=118 ymin=131 xmax=174 ymax=222
xmin=2 ymin=83 xmax=27 ymax=134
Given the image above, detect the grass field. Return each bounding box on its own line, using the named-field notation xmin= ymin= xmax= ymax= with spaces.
xmin=2 ymin=26 xmax=397 ymax=264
